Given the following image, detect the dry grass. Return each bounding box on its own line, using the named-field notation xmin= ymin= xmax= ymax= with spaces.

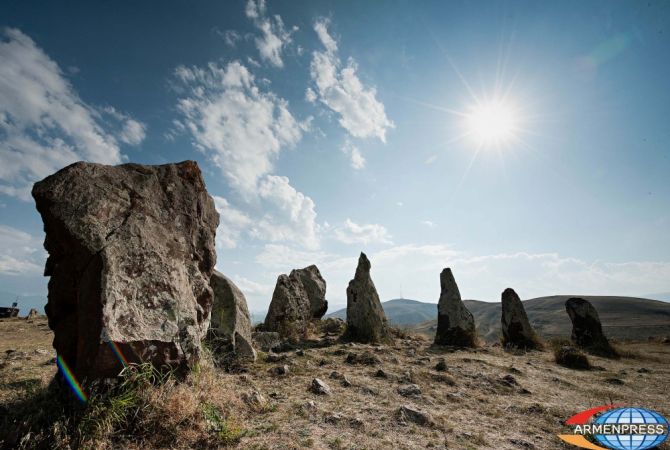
xmin=1 ymin=317 xmax=670 ymax=449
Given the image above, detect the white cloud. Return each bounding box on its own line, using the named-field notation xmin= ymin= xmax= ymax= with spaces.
xmin=0 ymin=28 xmax=145 ymax=200
xmin=212 ymin=195 xmax=253 ymax=249
xmin=341 ymin=140 xmax=365 ymax=170
xmin=223 ymin=30 xmax=241 ymax=47
xmin=421 ymin=220 xmax=436 ymax=228
xmin=245 ymin=0 xmax=297 ymax=68
xmin=175 ymin=60 xmax=309 ymax=195
xmin=0 ymin=225 xmax=44 ymax=275
xmin=334 ymin=219 xmax=393 ymax=245
xmin=309 ymin=19 xmax=394 ymax=142
xmin=232 ymin=275 xmax=273 ymax=297
xmin=305 ymin=87 xmax=317 ymax=103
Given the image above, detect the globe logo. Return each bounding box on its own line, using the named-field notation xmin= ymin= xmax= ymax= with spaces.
xmin=594 ymin=407 xmax=669 ymax=450
xmin=559 ymin=405 xmax=669 ymax=450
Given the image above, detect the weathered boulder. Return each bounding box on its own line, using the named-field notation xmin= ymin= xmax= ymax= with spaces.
xmin=501 ymin=288 xmax=540 ymax=349
xmin=565 ymin=297 xmax=617 ymax=357
xmin=27 ymin=308 xmax=40 ymax=319
xmin=264 ymin=273 xmax=311 ymax=343
xmin=434 ymin=268 xmax=476 ymax=347
xmin=252 ymin=331 xmax=281 ymax=352
xmin=397 ymin=405 xmax=435 ymax=427
xmin=209 ymin=271 xmax=256 ymax=362
xmin=32 ymin=161 xmax=218 ymax=380
xmin=343 ymin=253 xmax=391 ymax=343
xmin=290 ymin=265 xmax=328 ymax=319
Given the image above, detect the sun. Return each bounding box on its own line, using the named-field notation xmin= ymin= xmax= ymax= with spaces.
xmin=465 ymin=100 xmax=519 ymax=146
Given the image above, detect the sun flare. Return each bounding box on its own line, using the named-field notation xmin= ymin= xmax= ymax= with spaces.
xmin=465 ymin=100 xmax=519 ymax=146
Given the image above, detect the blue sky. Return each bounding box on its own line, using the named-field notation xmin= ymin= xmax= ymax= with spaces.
xmin=1 ymin=0 xmax=669 ymax=313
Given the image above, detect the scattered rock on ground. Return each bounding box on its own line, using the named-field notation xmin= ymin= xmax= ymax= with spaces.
xmin=435 ymin=358 xmax=447 ymax=372
xmin=252 ymin=331 xmax=281 ymax=352
xmin=310 ymin=378 xmax=331 ymax=395
xmin=397 ymin=384 xmax=422 ymax=397
xmin=397 ymin=405 xmax=435 ymax=427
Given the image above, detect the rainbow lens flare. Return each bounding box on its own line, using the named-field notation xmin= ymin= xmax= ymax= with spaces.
xmin=106 ymin=339 xmax=130 ymax=368
xmin=56 ymin=354 xmax=87 ymax=403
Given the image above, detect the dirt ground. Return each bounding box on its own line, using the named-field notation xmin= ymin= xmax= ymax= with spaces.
xmin=1 ymin=316 xmax=669 ymax=449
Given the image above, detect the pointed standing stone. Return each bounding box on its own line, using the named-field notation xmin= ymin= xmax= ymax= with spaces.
xmin=209 ymin=271 xmax=256 ymax=361
xmin=343 ymin=253 xmax=391 ymax=343
xmin=434 ymin=268 xmax=476 ymax=347
xmin=501 ymin=288 xmax=540 ymax=349
xmin=565 ymin=297 xmax=617 ymax=357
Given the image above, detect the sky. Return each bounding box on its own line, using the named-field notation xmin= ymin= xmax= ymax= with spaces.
xmin=1 ymin=0 xmax=670 ymax=314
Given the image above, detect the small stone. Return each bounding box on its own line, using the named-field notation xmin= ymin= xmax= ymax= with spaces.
xmin=397 ymin=405 xmax=435 ymax=427
xmin=268 ymin=365 xmax=290 ymax=376
xmin=397 ymin=384 xmax=422 ymax=397
xmin=325 ymin=413 xmax=343 ymax=424
xmin=435 ymin=358 xmax=447 ymax=372
xmin=374 ymin=369 xmax=388 ymax=378
xmin=242 ymin=390 xmax=267 ymax=410
xmin=252 ymin=331 xmax=281 ymax=352
xmin=346 ymin=351 xmax=381 ymax=366
xmin=500 ymin=374 xmax=519 ymax=386
xmin=341 ymin=376 xmax=352 ymax=387
xmin=604 ymin=377 xmax=625 ymax=385
xmin=330 ymin=371 xmax=344 ymax=380
xmin=295 ymin=349 xmax=305 ymax=356
xmin=349 ymin=417 xmax=365 ymax=429
xmin=265 ymin=352 xmax=286 ymax=363
xmin=310 ymin=378 xmax=331 ymax=395
xmin=637 ymin=368 xmax=650 ymax=374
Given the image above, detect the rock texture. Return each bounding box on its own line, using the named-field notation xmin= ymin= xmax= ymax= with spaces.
xmin=434 ymin=268 xmax=476 ymax=347
xmin=290 ymin=265 xmax=328 ymax=319
xmin=209 ymin=271 xmax=256 ymax=361
xmin=343 ymin=253 xmax=391 ymax=344
xmin=32 ymin=161 xmax=218 ymax=380
xmin=565 ymin=297 xmax=617 ymax=357
xmin=27 ymin=308 xmax=39 ymax=319
xmin=501 ymin=288 xmax=540 ymax=349
xmin=264 ymin=273 xmax=311 ymax=343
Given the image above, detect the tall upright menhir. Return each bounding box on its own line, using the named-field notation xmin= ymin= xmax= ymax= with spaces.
xmin=434 ymin=268 xmax=477 ymax=347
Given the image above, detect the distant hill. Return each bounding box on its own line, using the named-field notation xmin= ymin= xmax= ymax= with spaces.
xmin=412 ymin=295 xmax=670 ymax=342
xmin=326 ymin=298 xmax=437 ymax=325
xmin=645 ymin=292 xmax=670 ymax=302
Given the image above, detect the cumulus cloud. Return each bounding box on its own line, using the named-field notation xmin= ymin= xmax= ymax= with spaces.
xmin=212 ymin=195 xmax=253 ymax=249
xmin=245 ymin=0 xmax=297 ymax=68
xmin=341 ymin=140 xmax=365 ymax=170
xmin=175 ymin=60 xmax=308 ymax=195
xmin=0 ymin=225 xmax=44 ymax=275
xmin=0 ymin=28 xmax=145 ymax=200
xmin=309 ymin=19 xmax=393 ymax=142
xmin=176 ymin=61 xmax=319 ymax=249
xmin=334 ymin=219 xmax=393 ymax=245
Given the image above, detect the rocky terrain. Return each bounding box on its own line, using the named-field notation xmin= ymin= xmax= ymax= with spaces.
xmin=1 ymin=316 xmax=669 ymax=449
xmin=1 ymin=160 xmax=668 ymax=450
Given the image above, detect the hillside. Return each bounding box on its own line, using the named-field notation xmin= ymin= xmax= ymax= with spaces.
xmin=326 ymin=299 xmax=437 ymax=325
xmin=413 ymin=295 xmax=670 ymax=342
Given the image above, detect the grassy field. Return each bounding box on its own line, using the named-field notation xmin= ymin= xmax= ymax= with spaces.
xmin=1 ymin=316 xmax=669 ymax=449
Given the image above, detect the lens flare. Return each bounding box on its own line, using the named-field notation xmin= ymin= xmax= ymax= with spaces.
xmin=56 ymin=354 xmax=88 ymax=403
xmin=106 ymin=339 xmax=130 ymax=368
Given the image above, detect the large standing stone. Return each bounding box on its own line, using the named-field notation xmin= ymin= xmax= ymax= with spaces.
xmin=290 ymin=265 xmax=328 ymax=319
xmin=565 ymin=297 xmax=617 ymax=357
xmin=264 ymin=273 xmax=311 ymax=343
xmin=209 ymin=271 xmax=256 ymax=361
xmin=32 ymin=161 xmax=219 ymax=380
xmin=343 ymin=253 xmax=391 ymax=343
xmin=434 ymin=268 xmax=476 ymax=347
xmin=501 ymin=288 xmax=540 ymax=349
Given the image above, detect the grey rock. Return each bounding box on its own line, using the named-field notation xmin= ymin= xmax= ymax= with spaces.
xmin=27 ymin=309 xmax=39 ymax=319
xmin=397 ymin=384 xmax=421 ymax=397
xmin=501 ymin=288 xmax=540 ymax=350
xmin=242 ymin=390 xmax=267 ymax=410
xmin=264 ymin=273 xmax=311 ymax=343
xmin=434 ymin=358 xmax=447 ymax=372
xmin=321 ymin=317 xmax=345 ymax=335
xmin=434 ymin=268 xmax=477 ymax=347
xmin=343 ymin=253 xmax=391 ymax=344
xmin=310 ymin=378 xmax=331 ymax=395
xmin=268 ymin=364 xmax=290 ymax=376
xmin=565 ymin=298 xmax=617 ymax=357
xmin=209 ymin=271 xmax=256 ymax=361
xmin=346 ymin=351 xmax=381 ymax=366
xmin=265 ymin=352 xmax=286 ymax=363
xmin=252 ymin=331 xmax=281 ymax=352
xmin=290 ymin=265 xmax=328 ymax=319
xmin=32 ymin=161 xmax=218 ymax=380
xmin=374 ymin=368 xmax=389 ymax=378
xmin=397 ymin=405 xmax=435 ymax=427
